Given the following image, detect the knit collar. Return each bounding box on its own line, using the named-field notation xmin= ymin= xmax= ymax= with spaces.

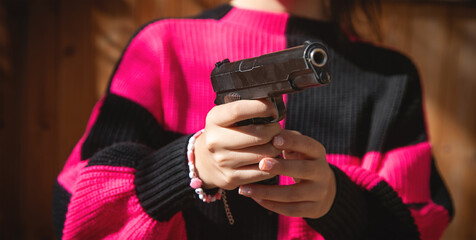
xmin=219 ymin=5 xmax=289 ymax=34
xmin=219 ymin=4 xmax=340 ymax=41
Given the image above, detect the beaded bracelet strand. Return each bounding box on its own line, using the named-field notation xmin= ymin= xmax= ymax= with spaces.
xmin=187 ymin=129 xmax=235 ymax=225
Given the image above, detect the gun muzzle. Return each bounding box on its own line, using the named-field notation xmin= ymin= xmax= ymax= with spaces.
xmin=310 ymin=48 xmax=327 ymax=68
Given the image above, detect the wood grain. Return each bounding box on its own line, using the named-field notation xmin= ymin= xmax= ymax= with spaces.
xmin=20 ymin=1 xmax=59 ymax=239
xmin=0 ymin=1 xmax=25 ymax=238
xmin=380 ymin=3 xmax=476 ymax=239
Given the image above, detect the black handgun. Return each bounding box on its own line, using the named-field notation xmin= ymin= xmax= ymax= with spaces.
xmin=211 ymin=41 xmax=331 ymax=124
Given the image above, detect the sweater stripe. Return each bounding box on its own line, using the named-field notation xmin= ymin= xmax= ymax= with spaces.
xmin=81 ymin=94 xmax=182 ymax=160
xmin=62 ymin=165 xmax=187 ymax=240
xmin=54 ymin=4 xmax=453 ymax=239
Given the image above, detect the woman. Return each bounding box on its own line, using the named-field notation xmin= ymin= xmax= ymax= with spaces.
xmin=53 ymin=0 xmax=453 ymax=239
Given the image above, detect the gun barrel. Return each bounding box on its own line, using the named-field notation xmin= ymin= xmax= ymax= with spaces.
xmin=211 ymin=41 xmax=330 ymax=106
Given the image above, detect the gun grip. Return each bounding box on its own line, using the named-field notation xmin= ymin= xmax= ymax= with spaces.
xmin=236 ymin=96 xmax=285 ymax=126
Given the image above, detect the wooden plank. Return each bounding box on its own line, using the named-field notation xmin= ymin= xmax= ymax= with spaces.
xmin=21 ymin=0 xmax=59 ymax=239
xmin=56 ymin=0 xmax=96 ymax=165
xmin=381 ymin=2 xmax=476 ymax=239
xmin=92 ymin=0 xmax=136 ymax=96
xmin=438 ymin=6 xmax=476 ymax=240
xmin=0 ymin=1 xmax=27 ymax=238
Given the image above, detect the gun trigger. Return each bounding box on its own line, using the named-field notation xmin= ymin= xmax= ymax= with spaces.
xmin=269 ymin=96 xmax=286 ymax=123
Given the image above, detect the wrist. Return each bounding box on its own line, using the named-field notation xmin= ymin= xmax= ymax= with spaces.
xmin=193 ymin=131 xmax=217 ymax=189
xmin=187 ymin=129 xmax=222 ymax=202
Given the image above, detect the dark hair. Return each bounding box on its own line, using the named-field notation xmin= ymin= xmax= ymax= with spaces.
xmin=330 ymin=0 xmax=382 ymax=41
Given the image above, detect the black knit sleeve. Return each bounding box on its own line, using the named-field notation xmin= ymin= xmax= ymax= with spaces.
xmin=85 ymin=135 xmax=196 ymax=221
xmin=304 ymin=165 xmax=368 ymax=240
xmin=134 ymin=135 xmax=196 ymax=221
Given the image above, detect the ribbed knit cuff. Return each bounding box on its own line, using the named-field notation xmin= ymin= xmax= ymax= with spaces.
xmin=305 ymin=165 xmax=368 ymax=240
xmin=134 ymin=135 xmax=195 ymax=221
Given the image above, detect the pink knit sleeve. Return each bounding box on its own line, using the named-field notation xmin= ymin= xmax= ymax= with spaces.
xmin=62 ymin=165 xmax=186 ymax=240
xmin=54 ymin=21 xmax=194 ymax=239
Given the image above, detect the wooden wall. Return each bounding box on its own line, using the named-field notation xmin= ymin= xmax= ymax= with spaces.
xmin=0 ymin=0 xmax=474 ymax=239
xmin=380 ymin=3 xmax=476 ymax=239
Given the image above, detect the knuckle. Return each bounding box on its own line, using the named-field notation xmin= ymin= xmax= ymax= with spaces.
xmin=222 ymin=177 xmax=235 ymax=190
xmin=224 ymin=172 xmax=239 ymax=187
xmin=223 ymin=174 xmax=233 ymax=185
xmin=206 ymin=108 xmax=218 ymax=124
xmin=214 ymin=153 xmax=228 ymax=167
xmin=206 ymin=142 xmax=217 ymax=153
xmin=229 ymin=102 xmax=243 ymax=120
xmin=205 ymin=135 xmax=219 ymax=153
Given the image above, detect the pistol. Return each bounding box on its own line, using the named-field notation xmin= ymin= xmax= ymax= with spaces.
xmin=211 ymin=41 xmax=331 ymax=125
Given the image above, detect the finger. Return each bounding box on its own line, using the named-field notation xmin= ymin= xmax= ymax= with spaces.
xmin=272 ymin=130 xmax=326 ymax=160
xmin=204 ymin=122 xmax=281 ymax=150
xmin=239 ymin=182 xmax=316 ymax=202
xmin=281 ymin=150 xmax=307 ymax=182
xmin=229 ymin=122 xmax=282 ymax=149
xmin=215 ymin=144 xmax=281 ymax=168
xmin=258 ymin=158 xmax=322 ymax=180
xmin=220 ymin=166 xmax=276 ymax=190
xmin=282 ymin=150 xmax=301 ymax=160
xmin=252 ymin=198 xmax=320 ymax=218
xmin=207 ymin=99 xmax=277 ymax=127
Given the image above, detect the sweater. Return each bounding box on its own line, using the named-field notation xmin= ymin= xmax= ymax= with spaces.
xmin=52 ymin=4 xmax=453 ymax=240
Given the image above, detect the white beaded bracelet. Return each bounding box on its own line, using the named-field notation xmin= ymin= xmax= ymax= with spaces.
xmin=187 ymin=129 xmax=223 ymax=203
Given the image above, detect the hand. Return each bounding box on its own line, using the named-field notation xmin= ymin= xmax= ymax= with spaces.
xmin=194 ymin=100 xmax=282 ymax=190
xmin=238 ymin=130 xmax=336 ymax=219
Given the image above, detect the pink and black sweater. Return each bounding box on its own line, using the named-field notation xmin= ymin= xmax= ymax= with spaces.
xmin=53 ymin=5 xmax=453 ymax=240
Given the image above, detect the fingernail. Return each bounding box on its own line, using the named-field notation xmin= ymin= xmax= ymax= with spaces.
xmin=239 ymin=186 xmax=251 ymax=195
xmin=273 ymin=136 xmax=284 ymax=147
xmin=259 ymin=159 xmax=275 ymax=171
